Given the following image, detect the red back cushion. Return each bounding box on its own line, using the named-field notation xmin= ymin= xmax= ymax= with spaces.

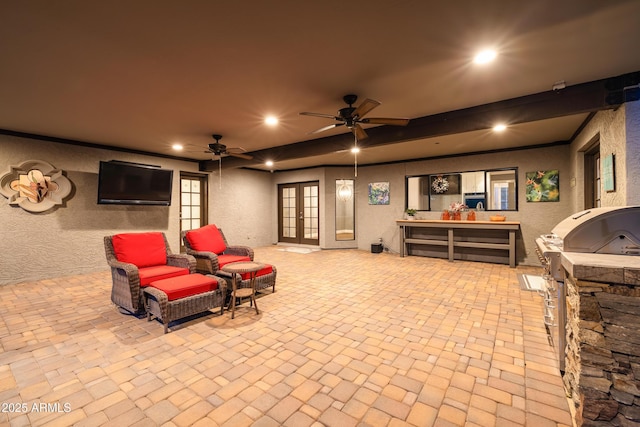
xmin=186 ymin=225 xmax=227 ymax=254
xmin=112 ymin=232 xmax=167 ymax=268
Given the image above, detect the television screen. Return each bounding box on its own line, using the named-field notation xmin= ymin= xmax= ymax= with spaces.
xmin=97 ymin=161 xmax=173 ymax=205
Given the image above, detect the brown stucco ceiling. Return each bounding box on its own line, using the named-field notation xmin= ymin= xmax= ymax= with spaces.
xmin=1 ymin=1 xmax=639 ymax=172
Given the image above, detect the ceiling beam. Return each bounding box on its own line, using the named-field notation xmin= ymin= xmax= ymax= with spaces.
xmin=200 ymin=71 xmax=639 ymax=172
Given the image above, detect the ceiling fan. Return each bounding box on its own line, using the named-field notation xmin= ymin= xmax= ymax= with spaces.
xmin=205 ymin=134 xmax=252 ymax=188
xmin=300 ymin=94 xmax=410 ymax=141
xmin=205 ymin=134 xmax=253 ymax=160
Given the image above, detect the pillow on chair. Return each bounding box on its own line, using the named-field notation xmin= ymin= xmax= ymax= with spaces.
xmin=112 ymin=232 xmax=167 ymax=268
xmin=185 ymin=225 xmax=227 ymax=254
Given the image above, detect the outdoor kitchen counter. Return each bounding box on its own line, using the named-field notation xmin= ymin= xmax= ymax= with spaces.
xmin=560 ymin=251 xmax=640 ymax=285
xmin=397 ymin=219 xmax=520 ymax=267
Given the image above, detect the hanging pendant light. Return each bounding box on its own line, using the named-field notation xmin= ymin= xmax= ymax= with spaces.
xmin=337 ymin=180 xmax=353 ymax=201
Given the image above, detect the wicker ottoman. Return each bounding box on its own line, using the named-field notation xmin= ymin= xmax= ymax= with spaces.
xmin=143 ymin=273 xmax=226 ymax=333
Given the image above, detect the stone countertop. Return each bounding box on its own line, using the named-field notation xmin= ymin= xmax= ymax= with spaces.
xmin=561 ymin=251 xmax=640 ymax=285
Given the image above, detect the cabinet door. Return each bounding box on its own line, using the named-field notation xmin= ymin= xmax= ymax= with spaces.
xmin=475 ymin=172 xmax=485 ymax=192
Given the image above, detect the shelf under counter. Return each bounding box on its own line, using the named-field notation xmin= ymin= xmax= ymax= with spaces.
xmin=397 ymin=219 xmax=521 ymax=267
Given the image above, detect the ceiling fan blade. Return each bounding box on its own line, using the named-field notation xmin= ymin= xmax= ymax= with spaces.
xmin=309 ymin=123 xmax=344 ymax=134
xmin=361 ymin=117 xmax=410 ymax=126
xmin=353 ymin=124 xmax=368 ymax=141
xmin=299 ymin=112 xmax=340 ymax=120
xmin=352 ymin=98 xmax=380 ymax=118
xmin=228 ymin=152 xmax=253 ymax=160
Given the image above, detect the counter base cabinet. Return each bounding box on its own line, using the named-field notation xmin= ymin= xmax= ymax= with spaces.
xmin=397 ymin=220 xmax=520 ymax=267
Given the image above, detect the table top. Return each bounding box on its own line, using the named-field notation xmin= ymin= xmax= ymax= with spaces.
xmin=396 ymin=219 xmax=520 ymax=228
xmin=221 ymin=261 xmax=265 ymax=274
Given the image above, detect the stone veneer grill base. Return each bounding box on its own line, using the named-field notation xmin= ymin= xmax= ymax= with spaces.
xmin=564 ymin=271 xmax=640 ymax=426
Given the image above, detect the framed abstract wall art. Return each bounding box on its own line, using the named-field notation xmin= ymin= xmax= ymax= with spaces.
xmin=526 ymin=170 xmax=559 ymax=202
xmin=368 ymin=182 xmax=390 ymax=205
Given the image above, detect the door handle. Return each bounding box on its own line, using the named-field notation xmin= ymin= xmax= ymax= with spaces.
xmin=299 ymin=211 xmax=303 ymax=220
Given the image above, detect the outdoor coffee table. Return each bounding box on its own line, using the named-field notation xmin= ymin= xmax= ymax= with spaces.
xmin=221 ymin=261 xmax=265 ymax=319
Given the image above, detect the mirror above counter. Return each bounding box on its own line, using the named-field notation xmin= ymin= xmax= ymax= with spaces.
xmin=406 ymin=168 xmax=518 ymax=212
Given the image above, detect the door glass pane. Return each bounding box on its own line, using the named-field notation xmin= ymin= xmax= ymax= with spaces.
xmin=303 ymin=185 xmax=319 ymax=240
xmin=180 ymin=177 xmax=203 ymax=233
xmin=282 ymin=186 xmax=297 ymax=239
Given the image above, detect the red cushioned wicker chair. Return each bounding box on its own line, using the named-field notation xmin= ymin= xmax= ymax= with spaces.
xmin=104 ymin=232 xmax=196 ymax=314
xmin=181 ymin=225 xmax=276 ymax=294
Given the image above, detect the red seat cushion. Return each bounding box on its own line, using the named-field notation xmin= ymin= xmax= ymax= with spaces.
xmin=240 ymin=265 xmax=274 ymax=280
xmin=139 ymin=265 xmax=189 ymax=287
xmin=112 ymin=232 xmax=167 ymax=268
xmin=149 ymin=274 xmax=219 ymax=301
xmin=217 ymin=254 xmax=251 ymax=269
xmin=185 ymin=225 xmax=227 ymax=254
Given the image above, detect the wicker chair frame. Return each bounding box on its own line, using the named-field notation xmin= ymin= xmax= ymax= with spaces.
xmin=181 ymin=227 xmax=276 ymax=294
xmin=143 ymin=275 xmax=227 ymax=333
xmin=104 ymin=233 xmax=196 ymax=314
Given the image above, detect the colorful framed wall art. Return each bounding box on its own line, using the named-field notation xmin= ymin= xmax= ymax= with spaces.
xmin=526 ymin=170 xmax=559 ymax=202
xmin=368 ymin=182 xmax=390 ymax=205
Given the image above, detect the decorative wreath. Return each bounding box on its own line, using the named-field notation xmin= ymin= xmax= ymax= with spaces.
xmin=431 ymin=175 xmax=449 ymax=194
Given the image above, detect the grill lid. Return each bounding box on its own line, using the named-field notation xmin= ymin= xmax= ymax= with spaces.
xmin=552 ymin=206 xmax=640 ymax=254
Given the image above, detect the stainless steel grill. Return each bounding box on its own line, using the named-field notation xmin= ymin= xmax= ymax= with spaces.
xmin=534 ymin=206 xmax=640 ymax=372
xmin=552 ymin=206 xmax=640 ymax=254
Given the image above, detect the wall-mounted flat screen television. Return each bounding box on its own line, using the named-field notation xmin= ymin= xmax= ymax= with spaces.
xmin=97 ymin=161 xmax=173 ymax=205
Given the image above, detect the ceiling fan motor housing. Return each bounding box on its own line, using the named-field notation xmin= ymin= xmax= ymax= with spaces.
xmin=208 ymin=142 xmax=226 ymax=154
xmin=339 ymin=107 xmax=356 ymax=120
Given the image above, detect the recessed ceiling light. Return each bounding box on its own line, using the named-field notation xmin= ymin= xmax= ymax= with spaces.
xmin=474 ymin=49 xmax=497 ymax=64
xmin=493 ymin=124 xmax=507 ymax=132
xmin=172 ymin=143 xmax=184 ymax=150
xmin=351 ymin=147 xmax=360 ymax=154
xmin=265 ymin=160 xmax=274 ymax=167
xmin=265 ymin=116 xmax=278 ymax=126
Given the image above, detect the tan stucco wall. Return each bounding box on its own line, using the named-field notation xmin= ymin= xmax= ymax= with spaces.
xmin=0 ymin=135 xmax=273 ymax=285
xmin=2 ymin=100 xmax=638 ymax=285
xmin=570 ymin=100 xmax=640 ymax=209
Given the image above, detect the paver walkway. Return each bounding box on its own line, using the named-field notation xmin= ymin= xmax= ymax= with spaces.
xmin=0 ymin=247 xmax=573 ymax=426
